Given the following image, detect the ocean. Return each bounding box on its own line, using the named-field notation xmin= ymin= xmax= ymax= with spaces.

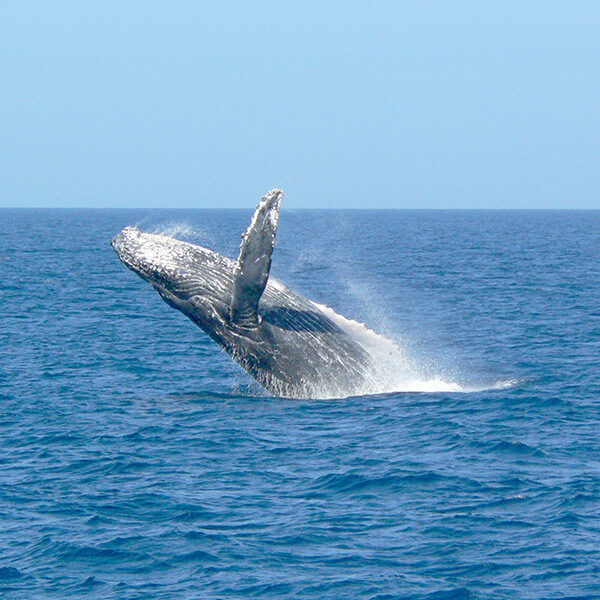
xmin=1 ymin=209 xmax=599 ymax=599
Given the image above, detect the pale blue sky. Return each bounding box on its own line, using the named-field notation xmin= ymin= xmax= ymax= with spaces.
xmin=2 ymin=1 xmax=599 ymax=208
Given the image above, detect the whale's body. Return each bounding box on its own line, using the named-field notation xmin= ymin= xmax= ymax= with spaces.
xmin=112 ymin=190 xmax=374 ymax=398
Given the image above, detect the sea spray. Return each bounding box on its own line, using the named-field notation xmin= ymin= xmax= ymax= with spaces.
xmin=313 ymin=302 xmax=516 ymax=395
xmin=150 ymin=221 xmax=208 ymax=244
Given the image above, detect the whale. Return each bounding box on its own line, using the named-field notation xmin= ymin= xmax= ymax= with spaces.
xmin=112 ymin=190 xmax=377 ymax=399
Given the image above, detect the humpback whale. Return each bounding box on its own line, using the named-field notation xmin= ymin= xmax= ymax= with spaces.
xmin=112 ymin=190 xmax=377 ymax=398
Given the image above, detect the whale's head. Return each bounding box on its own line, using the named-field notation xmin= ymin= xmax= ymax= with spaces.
xmin=112 ymin=227 xmax=235 ymax=323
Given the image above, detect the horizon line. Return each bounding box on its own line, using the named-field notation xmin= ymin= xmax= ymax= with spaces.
xmin=1 ymin=206 xmax=598 ymax=211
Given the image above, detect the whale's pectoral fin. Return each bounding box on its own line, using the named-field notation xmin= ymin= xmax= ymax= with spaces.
xmin=230 ymin=189 xmax=283 ymax=327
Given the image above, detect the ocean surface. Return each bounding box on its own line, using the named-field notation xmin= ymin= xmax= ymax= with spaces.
xmin=1 ymin=208 xmax=599 ymax=599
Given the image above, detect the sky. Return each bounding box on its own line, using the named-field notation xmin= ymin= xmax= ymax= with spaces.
xmin=1 ymin=1 xmax=599 ymax=209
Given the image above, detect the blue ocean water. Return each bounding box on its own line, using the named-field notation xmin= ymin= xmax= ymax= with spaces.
xmin=1 ymin=209 xmax=599 ymax=599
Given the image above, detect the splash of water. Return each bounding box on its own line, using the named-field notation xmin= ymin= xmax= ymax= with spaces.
xmin=314 ymin=302 xmax=516 ymax=395
xmin=150 ymin=222 xmax=200 ymax=241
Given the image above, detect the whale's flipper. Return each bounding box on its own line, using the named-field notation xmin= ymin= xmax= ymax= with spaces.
xmin=230 ymin=189 xmax=283 ymax=327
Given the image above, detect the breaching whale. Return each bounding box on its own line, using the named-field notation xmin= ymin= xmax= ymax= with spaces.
xmin=112 ymin=190 xmax=377 ymax=398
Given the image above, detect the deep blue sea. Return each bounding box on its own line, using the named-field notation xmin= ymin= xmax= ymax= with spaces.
xmin=1 ymin=209 xmax=599 ymax=599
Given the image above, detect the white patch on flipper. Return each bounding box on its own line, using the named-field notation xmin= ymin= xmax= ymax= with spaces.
xmin=244 ymin=190 xmax=282 ymax=241
xmin=313 ymin=302 xmax=406 ymax=361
